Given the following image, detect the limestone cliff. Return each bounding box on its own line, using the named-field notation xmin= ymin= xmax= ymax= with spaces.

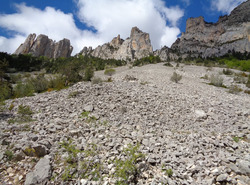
xmin=79 ymin=27 xmax=153 ymax=60
xmin=173 ymin=0 xmax=250 ymax=59
xmin=155 ymin=0 xmax=250 ymax=60
xmin=14 ymin=34 xmax=73 ymax=58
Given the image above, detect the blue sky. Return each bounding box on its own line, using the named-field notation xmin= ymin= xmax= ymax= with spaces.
xmin=0 ymin=0 xmax=246 ymax=55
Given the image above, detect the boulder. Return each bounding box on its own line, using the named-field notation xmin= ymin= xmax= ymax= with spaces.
xmin=24 ymin=155 xmax=51 ymax=185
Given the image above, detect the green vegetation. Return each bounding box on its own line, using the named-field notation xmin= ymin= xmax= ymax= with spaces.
xmin=4 ymin=150 xmax=14 ymax=161
xmin=165 ymin=168 xmax=173 ymax=177
xmin=232 ymin=136 xmax=244 ymax=143
xmin=209 ymin=74 xmax=224 ymax=87
xmin=114 ymin=143 xmax=145 ymax=184
xmin=184 ymin=55 xmax=250 ymax=72
xmin=170 ymin=72 xmax=182 ymax=83
xmin=133 ymin=55 xmax=162 ymax=66
xmin=0 ymin=52 xmax=127 ymax=102
xmin=228 ymin=85 xmax=242 ymax=94
xmin=91 ymin=77 xmax=103 ymax=85
xmin=59 ymin=140 xmax=103 ymax=182
xmin=222 ymin=68 xmax=233 ymax=75
xmin=104 ymin=68 xmax=116 ymax=76
xmin=9 ymin=105 xmax=34 ymax=124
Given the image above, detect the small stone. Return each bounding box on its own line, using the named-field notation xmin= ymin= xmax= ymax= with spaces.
xmin=195 ymin=110 xmax=207 ymax=119
xmin=80 ymin=179 xmax=88 ymax=185
xmin=216 ymin=173 xmax=228 ymax=182
xmin=84 ymin=105 xmax=94 ymax=112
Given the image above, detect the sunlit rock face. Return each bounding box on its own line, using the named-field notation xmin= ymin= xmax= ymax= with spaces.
xmin=79 ymin=27 xmax=153 ymax=61
xmin=170 ymin=0 xmax=250 ymax=59
xmin=14 ymin=34 xmax=73 ymax=58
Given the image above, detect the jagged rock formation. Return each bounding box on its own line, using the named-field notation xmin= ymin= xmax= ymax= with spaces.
xmin=14 ymin=34 xmax=73 ymax=58
xmin=79 ymin=27 xmax=153 ymax=60
xmin=155 ymin=0 xmax=250 ymax=60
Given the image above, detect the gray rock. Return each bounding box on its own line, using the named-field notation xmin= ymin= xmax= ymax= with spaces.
xmin=237 ymin=160 xmax=250 ymax=175
xmin=84 ymin=105 xmax=94 ymax=112
xmin=216 ymin=173 xmax=228 ymax=182
xmin=24 ymin=155 xmax=51 ymax=185
xmin=14 ymin=34 xmax=73 ymax=58
xmin=156 ymin=0 xmax=250 ymax=60
xmin=79 ymin=27 xmax=153 ymax=60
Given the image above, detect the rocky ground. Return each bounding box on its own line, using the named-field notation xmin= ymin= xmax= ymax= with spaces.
xmin=0 ymin=63 xmax=249 ymax=185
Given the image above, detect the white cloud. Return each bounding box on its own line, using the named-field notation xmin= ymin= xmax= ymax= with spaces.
xmin=0 ymin=3 xmax=102 ymax=55
xmin=211 ymin=0 xmax=246 ymax=14
xmin=77 ymin=0 xmax=183 ymax=50
xmin=0 ymin=1 xmax=184 ymax=55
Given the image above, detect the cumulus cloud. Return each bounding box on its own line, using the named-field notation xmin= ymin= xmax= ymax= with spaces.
xmin=211 ymin=0 xmax=246 ymax=14
xmin=0 ymin=0 xmax=184 ymax=55
xmin=77 ymin=0 xmax=184 ymax=49
xmin=0 ymin=3 xmax=101 ymax=55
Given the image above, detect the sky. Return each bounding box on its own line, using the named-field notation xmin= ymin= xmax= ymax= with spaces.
xmin=0 ymin=0 xmax=247 ymax=55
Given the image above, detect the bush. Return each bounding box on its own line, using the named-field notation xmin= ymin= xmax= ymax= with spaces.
xmin=133 ymin=55 xmax=161 ymax=66
xmin=48 ymin=75 xmax=66 ymax=90
xmin=209 ymin=74 xmax=224 ymax=87
xmin=228 ymin=85 xmax=242 ymax=94
xmin=27 ymin=74 xmax=49 ymax=93
xmin=18 ymin=105 xmax=33 ymax=122
xmin=0 ymin=82 xmax=12 ymax=101
xmin=83 ymin=66 xmax=94 ymax=81
xmin=14 ymin=82 xmax=34 ymax=98
xmin=114 ymin=143 xmax=145 ymax=184
xmin=170 ymin=72 xmax=182 ymax=83
xmin=223 ymin=68 xmax=233 ymax=75
xmin=104 ymin=68 xmax=116 ymax=76
xmin=91 ymin=77 xmax=103 ymax=84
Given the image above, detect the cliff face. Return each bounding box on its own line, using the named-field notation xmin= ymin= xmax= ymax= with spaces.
xmin=14 ymin=34 xmax=73 ymax=58
xmin=79 ymin=27 xmax=153 ymax=60
xmin=155 ymin=0 xmax=250 ymax=60
xmin=170 ymin=0 xmax=250 ymax=59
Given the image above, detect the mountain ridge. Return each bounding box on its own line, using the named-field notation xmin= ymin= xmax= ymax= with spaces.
xmin=13 ymin=0 xmax=250 ymax=60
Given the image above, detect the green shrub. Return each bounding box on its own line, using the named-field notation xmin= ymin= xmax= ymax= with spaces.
xmin=17 ymin=105 xmax=33 ymax=122
xmin=209 ymin=74 xmax=224 ymax=87
xmin=14 ymin=82 xmax=34 ymax=98
xmin=165 ymin=168 xmax=173 ymax=177
xmin=114 ymin=143 xmax=145 ymax=184
xmin=48 ymin=75 xmax=66 ymax=90
xmin=91 ymin=77 xmax=103 ymax=85
xmin=104 ymin=68 xmax=116 ymax=76
xmin=222 ymin=68 xmax=233 ymax=75
xmin=4 ymin=150 xmax=14 ymax=161
xmin=228 ymin=85 xmax=242 ymax=94
xmin=27 ymin=74 xmax=49 ymax=93
xmin=170 ymin=72 xmax=182 ymax=83
xmin=0 ymin=82 xmax=12 ymax=101
xmin=83 ymin=66 xmax=94 ymax=81
xmin=133 ymin=55 xmax=161 ymax=66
